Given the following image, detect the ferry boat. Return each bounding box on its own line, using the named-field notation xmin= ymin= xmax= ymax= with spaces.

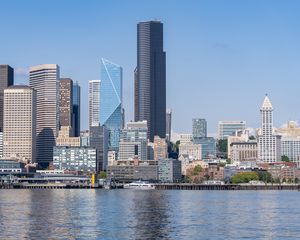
xmin=123 ymin=180 xmax=155 ymax=190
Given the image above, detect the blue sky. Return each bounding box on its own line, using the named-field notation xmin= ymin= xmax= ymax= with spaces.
xmin=1 ymin=0 xmax=300 ymax=134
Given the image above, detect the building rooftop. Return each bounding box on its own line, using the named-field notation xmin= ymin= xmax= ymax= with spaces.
xmin=261 ymin=95 xmax=273 ymax=110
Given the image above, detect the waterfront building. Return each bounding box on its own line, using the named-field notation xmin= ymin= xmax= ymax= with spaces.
xmin=56 ymin=126 xmax=80 ymax=147
xmin=230 ymin=142 xmax=258 ymax=165
xmin=178 ymin=156 xmax=208 ymax=175
xmin=135 ymin=21 xmax=166 ymax=141
xmin=186 ymin=163 xmax=224 ymax=182
xmin=59 ymin=78 xmax=73 ymax=132
xmin=89 ymin=125 xmax=109 ymax=171
xmin=88 ymin=80 xmax=101 ymax=128
xmin=3 ymin=86 xmax=36 ymax=162
xmin=257 ymin=95 xmax=281 ymax=163
xmin=118 ymin=121 xmax=148 ymax=161
xmin=0 ymin=65 xmax=14 ymax=132
xmin=158 ymin=159 xmax=181 ymax=183
xmin=266 ymin=162 xmax=298 ymax=183
xmin=100 ymin=58 xmax=122 ymax=151
xmin=153 ymin=136 xmax=167 ymax=160
xmin=193 ymin=137 xmax=216 ymax=159
xmin=0 ymin=159 xmax=25 ymax=173
xmin=218 ymin=121 xmax=246 ymax=140
xmin=29 ymin=64 xmax=59 ymax=167
xmin=192 ymin=118 xmax=207 ymax=139
xmin=72 ymin=82 xmax=81 ymax=137
xmin=166 ymin=109 xmax=172 ymax=142
xmin=53 ymin=146 xmax=97 ymax=173
xmin=227 ymin=130 xmax=250 ymax=159
xmin=179 ymin=142 xmax=202 ymax=160
xmin=107 ymin=161 xmax=158 ymax=181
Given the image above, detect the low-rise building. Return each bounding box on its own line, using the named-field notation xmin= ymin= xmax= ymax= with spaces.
xmin=107 ymin=160 xmax=158 ymax=181
xmin=186 ymin=163 xmax=224 ymax=183
xmin=178 ymin=155 xmax=208 ymax=175
xmin=0 ymin=159 xmax=25 ymax=173
xmin=230 ymin=142 xmax=258 ymax=164
xmin=266 ymin=162 xmax=298 ymax=183
xmin=53 ymin=146 xmax=97 ymax=173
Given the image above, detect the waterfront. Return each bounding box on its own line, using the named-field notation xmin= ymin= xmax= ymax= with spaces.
xmin=0 ymin=190 xmax=300 ymax=239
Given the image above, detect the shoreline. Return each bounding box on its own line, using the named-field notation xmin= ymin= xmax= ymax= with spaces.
xmin=1 ymin=183 xmax=299 ymax=190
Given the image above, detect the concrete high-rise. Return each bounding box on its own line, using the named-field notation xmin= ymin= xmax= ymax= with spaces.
xmin=166 ymin=109 xmax=172 ymax=142
xmin=192 ymin=118 xmax=207 ymax=139
xmin=119 ymin=121 xmax=148 ymax=161
xmin=135 ymin=21 xmax=166 ymax=142
xmin=29 ymin=64 xmax=59 ymax=167
xmin=89 ymin=80 xmax=101 ymax=128
xmin=3 ymin=86 xmax=36 ymax=162
xmin=72 ymin=82 xmax=81 ymax=137
xmin=59 ymin=78 xmax=73 ymax=131
xmin=0 ymin=65 xmax=14 ymax=132
xmin=100 ymin=58 xmax=122 ymax=151
xmin=257 ymin=95 xmax=281 ymax=163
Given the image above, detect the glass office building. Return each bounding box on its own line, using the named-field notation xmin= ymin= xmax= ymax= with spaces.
xmin=193 ymin=137 xmax=217 ymax=159
xmin=100 ymin=58 xmax=122 ymax=151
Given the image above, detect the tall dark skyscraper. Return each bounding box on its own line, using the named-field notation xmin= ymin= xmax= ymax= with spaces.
xmin=59 ymin=78 xmax=73 ymax=130
xmin=72 ymin=82 xmax=81 ymax=137
xmin=135 ymin=21 xmax=166 ymax=142
xmin=0 ymin=65 xmax=14 ymax=132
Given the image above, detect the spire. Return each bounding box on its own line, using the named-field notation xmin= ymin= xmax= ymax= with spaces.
xmin=261 ymin=94 xmax=273 ymax=110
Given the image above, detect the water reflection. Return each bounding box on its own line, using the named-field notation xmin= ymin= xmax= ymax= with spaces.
xmin=0 ymin=190 xmax=300 ymax=239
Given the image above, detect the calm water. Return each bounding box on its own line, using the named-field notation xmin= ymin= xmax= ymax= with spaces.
xmin=0 ymin=190 xmax=300 ymax=239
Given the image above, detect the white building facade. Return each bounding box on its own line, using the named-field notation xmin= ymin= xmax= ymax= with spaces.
xmin=88 ymin=80 xmax=101 ymax=127
xmin=257 ymin=95 xmax=281 ymax=163
xmin=3 ymin=86 xmax=36 ymax=162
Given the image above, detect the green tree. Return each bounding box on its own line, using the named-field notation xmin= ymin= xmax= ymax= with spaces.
xmin=192 ymin=165 xmax=202 ymax=176
xmin=183 ymin=176 xmax=192 ymax=183
xmin=231 ymin=172 xmax=259 ymax=184
xmin=281 ymin=155 xmax=290 ymax=162
xmin=217 ymin=139 xmax=228 ymax=158
xmin=249 ymin=136 xmax=256 ymax=140
xmin=256 ymin=170 xmax=272 ymax=183
xmin=99 ymin=171 xmax=107 ymax=179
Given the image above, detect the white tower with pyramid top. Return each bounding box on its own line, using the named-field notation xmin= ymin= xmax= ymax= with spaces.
xmin=258 ymin=95 xmax=281 ymax=163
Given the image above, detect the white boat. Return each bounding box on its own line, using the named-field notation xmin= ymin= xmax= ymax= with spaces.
xmin=123 ymin=180 xmax=155 ymax=190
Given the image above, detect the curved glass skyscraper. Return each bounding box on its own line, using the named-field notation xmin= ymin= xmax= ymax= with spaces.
xmin=100 ymin=58 xmax=123 ymax=151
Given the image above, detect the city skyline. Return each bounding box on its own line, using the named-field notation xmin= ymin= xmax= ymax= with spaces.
xmin=2 ymin=1 xmax=300 ymax=134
